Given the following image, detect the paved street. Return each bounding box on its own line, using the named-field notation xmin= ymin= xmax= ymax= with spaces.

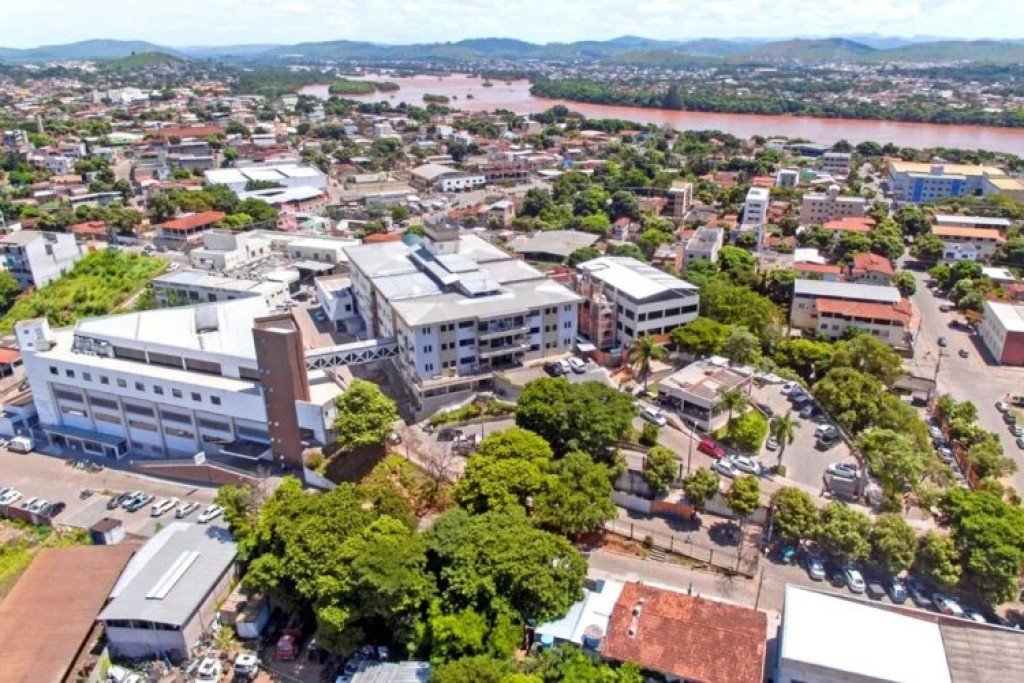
xmin=906 ymin=267 xmax=1024 ymax=490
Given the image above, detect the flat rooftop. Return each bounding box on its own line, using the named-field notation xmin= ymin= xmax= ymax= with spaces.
xmin=661 ymin=359 xmax=753 ymax=402
xmin=986 ymin=301 xmax=1024 ymax=334
xmin=578 ymin=256 xmax=698 ymax=301
xmin=793 ymin=279 xmax=901 ymax=304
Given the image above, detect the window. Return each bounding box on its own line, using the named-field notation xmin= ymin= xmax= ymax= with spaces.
xmin=49 ymin=366 xmax=58 ymax=376
xmin=459 ymin=338 xmax=474 ymax=347
xmin=83 ymin=372 xmax=91 ymax=382
xmin=211 ymin=396 xmax=221 ymax=406
xmin=100 ymin=376 xmax=110 ymax=385
xmin=191 ymin=392 xmax=202 ymax=402
xmin=172 ymin=389 xmax=183 ymax=398
xmin=459 ymin=320 xmax=474 ymax=329
xmin=154 ymin=385 xmax=164 ymax=395
xmin=65 ymin=369 xmax=74 ymax=378
xmin=116 ymin=379 xmax=127 ymax=388
xmin=422 ymin=345 xmax=433 ymax=353
xmin=424 ymin=363 xmax=434 ymax=373
xmin=564 ymin=305 xmax=572 ymax=312
xmin=563 ymin=320 xmax=572 ymax=329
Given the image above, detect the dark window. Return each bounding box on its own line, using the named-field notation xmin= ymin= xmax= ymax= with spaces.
xmin=64 ymin=369 xmax=74 ymax=378
xmin=238 ymin=367 xmax=261 ymax=381
xmin=191 ymin=392 xmax=202 ymax=402
xmin=49 ymin=366 xmax=58 ymax=376
xmin=124 ymin=403 xmax=154 ymax=417
xmin=153 ymin=385 xmax=164 ymax=395
xmin=116 ymin=379 xmax=127 ymax=388
xmin=90 ymin=396 xmax=118 ymax=410
xmin=211 ymin=396 xmax=221 ymax=405
xmin=172 ymin=389 xmax=183 ymax=398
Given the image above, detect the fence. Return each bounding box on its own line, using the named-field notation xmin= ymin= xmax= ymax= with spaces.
xmin=602 ymin=518 xmax=759 ymax=578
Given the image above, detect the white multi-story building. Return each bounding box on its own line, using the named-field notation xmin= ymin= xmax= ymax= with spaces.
xmin=344 ymin=224 xmax=581 ymax=415
xmin=16 ymin=298 xmax=343 ymax=463
xmin=776 ymin=169 xmax=799 ymax=189
xmin=151 ymin=270 xmax=289 ymax=308
xmin=799 ymin=185 xmax=867 ymax=225
xmin=575 ymin=256 xmax=699 ymax=352
xmin=408 ymin=163 xmax=486 ymax=192
xmin=204 ymin=164 xmax=328 ymax=193
xmin=743 ymin=187 xmax=769 ymax=229
xmin=682 ymin=227 xmax=724 ymax=268
xmin=820 ymin=152 xmax=852 ymax=176
xmin=0 ymin=229 xmax=83 ymax=289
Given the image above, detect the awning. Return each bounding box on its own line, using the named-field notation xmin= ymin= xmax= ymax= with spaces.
xmin=43 ymin=424 xmax=127 ymax=447
xmin=219 ymin=440 xmax=271 ymax=460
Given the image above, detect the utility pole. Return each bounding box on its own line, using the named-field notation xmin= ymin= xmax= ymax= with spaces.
xmin=686 ymin=418 xmax=695 ymax=474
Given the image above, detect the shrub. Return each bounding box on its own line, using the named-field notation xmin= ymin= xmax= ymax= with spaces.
xmin=716 ymin=409 xmax=768 ymax=453
xmin=639 ymin=422 xmax=660 ymax=446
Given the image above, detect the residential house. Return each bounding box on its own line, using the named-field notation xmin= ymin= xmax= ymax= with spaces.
xmin=658 ymin=358 xmax=755 ymax=432
xmin=791 ymin=280 xmax=911 ymax=351
xmin=0 ymin=229 xmax=83 ymax=289
xmin=153 ymin=211 xmax=226 ymax=250
xmin=799 ymin=185 xmax=867 ymax=225
xmin=848 ymin=252 xmax=894 ymax=285
xmin=681 ymin=226 xmax=724 ymax=269
xmin=932 ymin=224 xmax=1006 ymax=262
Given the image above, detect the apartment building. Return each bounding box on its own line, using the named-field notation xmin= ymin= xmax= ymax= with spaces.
xmin=978 ymin=301 xmax=1024 ymax=366
xmin=0 ymin=229 xmax=83 ymax=289
xmin=575 ymin=256 xmax=699 ymax=352
xmin=408 ymin=163 xmax=486 ymax=192
xmin=15 ymin=298 xmax=343 ymax=464
xmin=151 ymin=270 xmax=289 ymax=308
xmin=888 ymin=162 xmax=1003 ymax=204
xmin=776 ymin=169 xmax=799 ymax=189
xmin=344 ymin=224 xmax=581 ymax=414
xmin=668 ymin=180 xmax=693 ymax=218
xmin=932 ymin=225 xmax=1006 ymax=262
xmin=847 ymin=252 xmax=894 ymax=286
xmin=791 ymin=279 xmax=911 ymax=350
xmin=820 ymin=152 xmax=853 ymax=176
xmin=799 ymin=185 xmax=866 ymax=225
xmin=743 ymin=187 xmax=769 ymax=230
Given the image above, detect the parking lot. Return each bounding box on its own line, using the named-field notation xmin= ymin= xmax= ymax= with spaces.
xmin=0 ymin=448 xmax=218 ymax=536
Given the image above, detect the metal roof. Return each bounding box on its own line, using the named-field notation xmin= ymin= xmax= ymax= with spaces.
xmin=351 ymin=662 xmax=432 ymax=683
xmin=99 ymin=523 xmax=236 ymax=628
xmin=578 ymin=256 xmax=698 ymax=301
xmin=510 ymin=230 xmax=600 ymax=259
xmin=793 ymin=279 xmax=901 ymax=304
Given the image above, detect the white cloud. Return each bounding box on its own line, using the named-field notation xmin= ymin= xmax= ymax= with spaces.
xmin=0 ymin=0 xmax=1019 ymax=47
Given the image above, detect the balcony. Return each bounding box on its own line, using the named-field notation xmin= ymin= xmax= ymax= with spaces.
xmin=477 ymin=318 xmax=527 ymax=341
xmin=478 ymin=340 xmax=530 ymax=360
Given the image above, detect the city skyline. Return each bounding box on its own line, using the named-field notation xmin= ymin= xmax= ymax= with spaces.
xmin=2 ymin=0 xmax=1022 ymax=49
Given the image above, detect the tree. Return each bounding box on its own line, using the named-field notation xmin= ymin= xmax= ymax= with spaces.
xmin=720 ymin=326 xmax=760 ymax=365
xmin=669 ymin=317 xmax=730 ymax=357
xmin=770 ymin=487 xmax=819 ymax=544
xmin=432 ymin=656 xmax=516 ymax=683
xmin=717 ymin=245 xmax=756 ymax=281
xmin=636 ymin=229 xmax=673 ymax=259
xmin=914 ymin=531 xmax=961 ymax=592
xmin=609 ymin=190 xmax=640 ymax=220
xmin=698 ymin=278 xmax=780 ymax=347
xmin=427 ymin=507 xmax=587 ymax=623
xmin=565 ymin=245 xmax=600 ymax=268
xmin=627 ymin=335 xmax=666 ymax=390
xmin=870 ymin=513 xmax=917 ymax=576
xmin=682 ymin=467 xmax=721 ymax=512
xmin=333 ymin=379 xmax=398 ymax=451
xmin=966 ymin=439 xmax=1018 ymax=480
xmin=771 ymin=411 xmax=797 ymax=467
xmin=726 ymin=475 xmax=761 ymax=521
xmin=642 ymin=446 xmax=679 ymax=496
xmin=772 ymin=339 xmax=834 ymax=383
xmin=894 ymin=205 xmax=931 ymax=237
xmin=858 ymin=429 xmax=929 ymax=509
xmin=534 ymin=451 xmax=617 ymax=536
xmin=454 ymin=428 xmax=552 ymax=513
xmin=516 ymin=378 xmax=634 ymax=459
xmin=717 ymin=387 xmax=747 ymax=430
xmin=892 ymin=270 xmax=917 ymax=297
xmin=146 ymin=191 xmax=177 ymax=223
xmin=831 ymin=334 xmax=903 ymax=386
xmin=911 ymin=233 xmax=945 ymax=263
xmin=722 ymin=408 xmax=768 ymax=453
xmin=0 ymin=271 xmax=19 ymax=312
xmin=813 ymin=367 xmax=887 ymax=434
xmin=817 ymin=501 xmax=872 ymax=562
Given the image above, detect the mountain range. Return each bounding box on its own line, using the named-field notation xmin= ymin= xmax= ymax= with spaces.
xmin=2 ymin=36 xmax=1024 ymax=65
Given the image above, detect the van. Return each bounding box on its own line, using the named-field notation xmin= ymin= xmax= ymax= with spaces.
xmin=8 ymin=436 xmax=33 ymax=453
xmin=697 ymin=438 xmax=726 ymax=459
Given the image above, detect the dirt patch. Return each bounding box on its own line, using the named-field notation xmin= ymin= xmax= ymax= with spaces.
xmin=323 ymin=444 xmax=387 ymax=483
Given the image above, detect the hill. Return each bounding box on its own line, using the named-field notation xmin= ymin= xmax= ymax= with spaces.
xmin=100 ymin=52 xmax=186 ymax=71
xmin=738 ymin=38 xmax=877 ymax=62
xmin=0 ymin=39 xmax=184 ymax=61
xmin=866 ymin=40 xmax=1024 ymax=64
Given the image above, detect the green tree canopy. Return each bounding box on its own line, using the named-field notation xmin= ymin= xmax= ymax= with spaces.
xmin=831 ymin=334 xmax=903 ymax=386
xmin=772 ymin=339 xmax=833 ymax=382
xmin=333 ymin=378 xmax=399 ymax=451
xmin=534 ymin=451 xmax=617 ymax=536
xmin=682 ymin=467 xmax=721 ymax=512
xmin=720 ymin=326 xmax=761 ymax=366
xmin=913 ymin=531 xmax=961 ymax=592
xmin=817 ymin=501 xmax=872 ymax=561
xmin=669 ymin=317 xmax=730 ymax=357
xmin=858 ymin=428 xmax=930 ymax=509
xmin=565 ymin=245 xmax=601 ymax=268
xmin=870 ymin=513 xmax=917 ymax=576
xmin=770 ymin=487 xmax=819 ymax=544
xmin=642 ymin=446 xmax=679 ymax=496
xmin=515 ymin=379 xmax=634 ymax=459
xmin=726 ymin=475 xmax=761 ymax=520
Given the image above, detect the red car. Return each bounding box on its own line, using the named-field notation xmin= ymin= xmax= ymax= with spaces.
xmin=698 ymin=438 xmax=726 ymax=459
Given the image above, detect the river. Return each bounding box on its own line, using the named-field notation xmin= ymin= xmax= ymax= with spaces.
xmin=301 ymin=74 xmax=1024 ymax=156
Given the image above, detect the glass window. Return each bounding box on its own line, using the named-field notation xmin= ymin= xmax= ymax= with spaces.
xmin=172 ymin=388 xmax=183 ymax=398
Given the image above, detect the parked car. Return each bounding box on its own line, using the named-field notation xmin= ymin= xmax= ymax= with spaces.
xmin=730 ymin=455 xmax=762 ymax=475
xmin=938 ymin=336 xmax=948 ymax=347
xmin=555 ymin=359 xmax=572 ymax=375
xmin=958 ymin=348 xmax=969 ymax=358
xmin=1017 ymin=437 xmax=1024 ymax=450
xmin=1010 ymin=425 xmax=1023 ymax=437
xmin=125 ymin=493 xmax=152 ymax=512
xmin=756 ymin=402 xmax=775 ymax=418
xmin=29 ymin=499 xmax=48 ymax=513
xmin=803 ymin=554 xmax=826 ymax=581
xmin=886 ymin=577 xmax=908 ymax=604
xmin=195 ymin=657 xmax=222 ymax=683
xmin=817 ymin=432 xmax=841 ymax=450
xmin=176 ymin=501 xmax=200 ymax=518
xmin=937 ymin=447 xmax=954 ymax=463
xmin=865 ymin=576 xmax=886 ymax=600
xmin=1004 ymin=412 xmax=1017 ymax=425
xmin=21 ymin=496 xmax=39 ymax=510
xmin=765 ymin=436 xmax=779 ymax=451
xmin=781 ymin=381 xmax=798 ymax=395
xmin=233 ymin=652 xmax=260 ymax=681
xmin=543 ymin=361 xmax=565 ymax=377
xmin=933 ymin=593 xmax=965 ymax=617
xmin=799 ymin=404 xmax=817 ymax=419
xmin=827 ymin=462 xmax=859 ymax=479
xmin=0 ymin=489 xmax=22 ymax=505
xmin=815 ymin=424 xmax=838 ymax=439
xmin=825 ymin=560 xmax=846 ymax=588
xmin=41 ymin=501 xmax=65 ymax=517
xmin=844 ymin=566 xmax=866 ymax=593
xmin=905 ymin=576 xmax=932 ymax=608
xmin=929 ymin=426 xmax=944 ymax=439
xmin=641 ymin=407 xmax=668 ymax=427
xmin=198 ymin=504 xmax=224 ymax=524
xmin=151 ymin=497 xmax=180 ymax=517
xmin=996 ymin=401 xmax=1011 ymax=413
xmin=713 ymin=459 xmax=741 ymax=479
xmin=7 ymin=436 xmax=33 ymax=453
xmin=120 ymin=491 xmax=145 ymax=509
xmin=107 ymin=492 xmax=132 ymax=510
xmin=963 ymin=609 xmax=987 ymax=623
xmin=568 ymin=357 xmax=587 ymax=374
xmin=791 ymin=393 xmax=811 ymax=407
xmin=698 ymin=438 xmax=727 ymax=459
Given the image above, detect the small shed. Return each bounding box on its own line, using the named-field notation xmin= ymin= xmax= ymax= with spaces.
xmin=89 ymin=517 xmax=126 ymax=545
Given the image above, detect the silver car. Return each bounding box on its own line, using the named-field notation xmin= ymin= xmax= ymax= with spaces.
xmin=713 ymin=459 xmax=741 ymax=479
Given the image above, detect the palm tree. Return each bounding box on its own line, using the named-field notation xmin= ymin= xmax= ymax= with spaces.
xmin=718 ymin=387 xmax=747 ymax=430
xmin=628 ymin=335 xmax=667 ymax=391
xmin=772 ymin=410 xmax=797 ymax=467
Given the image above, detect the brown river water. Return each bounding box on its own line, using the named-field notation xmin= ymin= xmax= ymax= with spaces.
xmin=301 ymin=73 xmax=1024 ymax=155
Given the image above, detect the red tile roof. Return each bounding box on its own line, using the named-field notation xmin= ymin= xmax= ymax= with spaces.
xmin=0 ymin=347 xmax=20 ymax=364
xmin=155 ymin=211 xmax=225 ymax=232
xmin=603 ymin=583 xmax=767 ymax=683
xmin=71 ymin=220 xmax=108 ymax=237
xmin=147 ymin=125 xmax=224 ymax=140
xmin=851 ymin=252 xmax=894 ymax=275
xmin=363 ymin=232 xmax=402 ymax=243
xmin=822 ymin=217 xmax=875 ymax=233
xmin=816 ymin=297 xmax=910 ymax=324
xmin=795 ymin=262 xmax=842 ymax=275
xmin=932 ymin=225 xmax=1006 ymax=242
xmin=751 ymin=175 xmax=775 ymax=188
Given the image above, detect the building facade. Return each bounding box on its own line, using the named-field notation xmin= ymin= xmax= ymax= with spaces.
xmin=791 ymin=280 xmax=910 ymax=350
xmin=0 ymin=229 xmax=83 ymax=290
xmin=888 ymin=162 xmax=1003 ymax=204
xmin=932 ymin=225 xmax=1005 ymax=262
xmin=978 ymin=301 xmax=1024 ymax=366
xmin=799 ymin=186 xmax=866 ymax=225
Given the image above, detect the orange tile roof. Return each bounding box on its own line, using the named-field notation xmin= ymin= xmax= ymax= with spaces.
xmin=71 ymin=220 xmax=108 ymax=237
xmin=751 ymin=175 xmax=775 ymax=188
xmin=0 ymin=347 xmax=20 ymax=364
xmin=795 ymin=262 xmax=842 ymax=275
xmin=148 ymin=125 xmax=224 ymax=140
xmin=822 ymin=217 xmax=875 ymax=233
xmin=363 ymin=232 xmax=403 ymax=243
xmin=155 ymin=211 xmax=225 ymax=232
xmin=816 ymin=297 xmax=910 ymax=323
xmin=851 ymin=252 xmax=894 ymax=275
xmin=603 ymin=583 xmax=767 ymax=683
xmin=932 ymin=225 xmax=1006 ymax=242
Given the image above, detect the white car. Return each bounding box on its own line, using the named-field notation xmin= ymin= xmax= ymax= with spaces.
xmin=195 ymin=657 xmax=222 ymax=683
xmin=713 ymin=459 xmax=741 ymax=479
xmin=641 ymin=407 xmax=668 ymax=427
xmin=765 ymin=436 xmax=779 ymax=451
xmin=568 ymin=357 xmax=587 ymax=374
xmin=781 ymin=381 xmax=798 ymax=395
xmin=21 ymin=496 xmax=39 ymax=509
xmin=197 ymin=504 xmax=224 ymax=524
xmin=29 ymin=499 xmax=48 ymax=513
xmin=844 ymin=566 xmax=866 ymax=593
xmin=730 ymin=455 xmax=762 ymax=475
xmin=176 ymin=501 xmax=200 ymax=518
xmin=0 ymin=489 xmax=21 ymax=505
xmin=150 ymin=497 xmax=180 ymax=517
xmin=827 ymin=462 xmax=859 ymax=479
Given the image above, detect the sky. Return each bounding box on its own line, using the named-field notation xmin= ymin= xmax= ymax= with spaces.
xmin=3 ymin=0 xmax=1022 ymax=48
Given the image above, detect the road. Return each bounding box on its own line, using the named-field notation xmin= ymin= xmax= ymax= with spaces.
xmin=906 ymin=267 xmax=1024 ymax=491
